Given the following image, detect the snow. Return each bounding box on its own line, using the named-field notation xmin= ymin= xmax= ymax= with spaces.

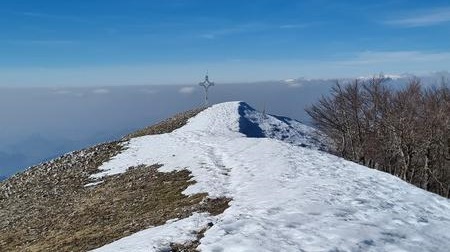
xmin=91 ymin=213 xmax=214 ymax=252
xmin=90 ymin=101 xmax=450 ymax=252
xmin=83 ymin=180 xmax=104 ymax=187
xmin=356 ymin=73 xmax=411 ymax=81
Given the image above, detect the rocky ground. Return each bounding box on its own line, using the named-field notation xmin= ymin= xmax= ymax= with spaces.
xmin=0 ymin=107 xmax=230 ymax=252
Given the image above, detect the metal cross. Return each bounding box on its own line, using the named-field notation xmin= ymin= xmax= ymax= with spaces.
xmin=199 ymin=71 xmax=214 ymax=106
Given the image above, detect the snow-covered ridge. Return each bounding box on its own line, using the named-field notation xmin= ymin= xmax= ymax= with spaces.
xmin=91 ymin=101 xmax=450 ymax=252
xmin=91 ymin=101 xmax=325 ymax=180
xmin=180 ymin=101 xmax=326 ymax=148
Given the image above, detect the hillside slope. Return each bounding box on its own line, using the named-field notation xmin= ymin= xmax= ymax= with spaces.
xmin=1 ymin=101 xmax=450 ymax=252
xmin=91 ymin=102 xmax=450 ymax=252
xmin=0 ymin=108 xmax=228 ymax=251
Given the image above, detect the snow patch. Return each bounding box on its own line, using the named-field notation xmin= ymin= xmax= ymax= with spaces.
xmin=83 ymin=180 xmax=104 ymax=187
xmin=91 ymin=213 xmax=214 ymax=252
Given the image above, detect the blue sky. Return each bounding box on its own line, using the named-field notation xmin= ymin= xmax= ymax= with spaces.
xmin=1 ymin=0 xmax=450 ymax=86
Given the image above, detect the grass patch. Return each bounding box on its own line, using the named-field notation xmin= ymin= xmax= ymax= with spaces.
xmin=1 ymin=163 xmax=229 ymax=251
xmin=125 ymin=108 xmax=205 ymax=139
xmin=0 ymin=106 xmax=232 ymax=251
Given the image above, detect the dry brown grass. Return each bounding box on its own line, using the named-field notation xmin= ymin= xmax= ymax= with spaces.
xmin=0 ymin=106 xmax=232 ymax=251
xmin=124 ymin=108 xmax=205 ymax=139
xmin=1 ymin=164 xmax=229 ymax=251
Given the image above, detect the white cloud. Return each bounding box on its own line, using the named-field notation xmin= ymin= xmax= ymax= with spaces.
xmin=52 ymin=89 xmax=85 ymax=97
xmin=92 ymin=88 xmax=110 ymax=94
xmin=384 ymin=7 xmax=450 ymax=27
xmin=178 ymin=86 xmax=196 ymax=94
xmin=283 ymin=78 xmax=304 ymax=88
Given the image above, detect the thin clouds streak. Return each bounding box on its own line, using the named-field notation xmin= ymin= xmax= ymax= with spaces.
xmin=4 ymin=39 xmax=78 ymax=46
xmin=200 ymin=22 xmax=309 ymax=39
xmin=1 ymin=50 xmax=449 ymax=85
xmin=200 ymin=23 xmax=268 ymax=39
xmin=337 ymin=51 xmax=450 ymax=65
xmin=384 ymin=7 xmax=450 ymax=27
xmin=18 ymin=11 xmax=89 ymax=23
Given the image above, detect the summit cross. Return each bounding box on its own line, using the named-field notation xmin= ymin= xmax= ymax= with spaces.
xmin=199 ymin=72 xmax=215 ymax=106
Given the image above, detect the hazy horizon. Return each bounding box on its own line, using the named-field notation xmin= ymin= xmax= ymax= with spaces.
xmin=0 ymin=80 xmax=338 ymax=178
xmin=3 ymin=72 xmax=450 ymax=179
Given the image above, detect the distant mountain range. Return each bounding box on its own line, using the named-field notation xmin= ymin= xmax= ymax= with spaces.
xmin=282 ymin=71 xmax=450 ymax=86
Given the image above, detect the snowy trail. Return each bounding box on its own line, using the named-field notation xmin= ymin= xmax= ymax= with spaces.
xmin=91 ymin=102 xmax=450 ymax=252
xmin=200 ymin=138 xmax=450 ymax=251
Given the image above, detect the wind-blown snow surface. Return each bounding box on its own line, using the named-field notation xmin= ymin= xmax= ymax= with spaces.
xmin=90 ymin=102 xmax=450 ymax=252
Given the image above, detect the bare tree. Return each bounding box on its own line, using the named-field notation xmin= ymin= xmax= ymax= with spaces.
xmin=306 ymin=77 xmax=450 ymax=198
